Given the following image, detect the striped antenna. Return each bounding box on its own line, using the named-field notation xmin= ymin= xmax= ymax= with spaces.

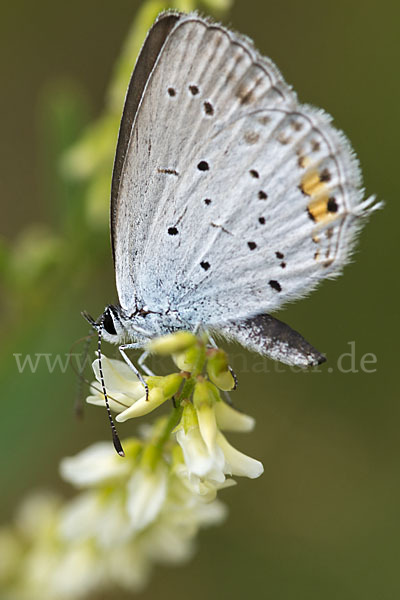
xmin=97 ymin=321 xmax=125 ymax=457
xmin=81 ymin=312 xmax=124 ymax=457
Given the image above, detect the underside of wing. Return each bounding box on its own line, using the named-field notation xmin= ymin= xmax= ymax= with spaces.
xmin=111 ymin=11 xmax=181 ymax=263
xmin=112 ymin=11 xmax=379 ymax=327
xmin=112 ymin=11 xmax=295 ymax=314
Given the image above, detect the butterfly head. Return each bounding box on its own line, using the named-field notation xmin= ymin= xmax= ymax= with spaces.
xmin=82 ymin=305 xmax=126 ymax=345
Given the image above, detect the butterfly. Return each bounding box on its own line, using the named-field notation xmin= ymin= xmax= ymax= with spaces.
xmin=84 ymin=11 xmax=380 ymax=433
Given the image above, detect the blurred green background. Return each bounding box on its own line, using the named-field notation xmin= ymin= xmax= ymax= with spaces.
xmin=0 ymin=0 xmax=398 ymax=598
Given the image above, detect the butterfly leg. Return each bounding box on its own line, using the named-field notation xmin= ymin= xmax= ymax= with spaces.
xmin=192 ymin=322 xmax=202 ymax=335
xmin=119 ymin=343 xmax=149 ymax=400
xmin=138 ymin=350 xmax=155 ymax=376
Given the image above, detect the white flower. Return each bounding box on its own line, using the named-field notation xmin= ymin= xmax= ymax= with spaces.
xmin=215 ymin=431 xmax=264 ymax=478
xmin=139 ymin=515 xmax=197 ymax=565
xmin=15 ymin=492 xmax=61 ymax=541
xmin=59 ymin=440 xmax=169 ymax=535
xmin=176 ymin=402 xmax=263 ymax=484
xmin=126 ymin=461 xmax=168 ymax=532
xmin=214 ymin=400 xmax=255 ymax=432
xmin=176 ymin=424 xmax=226 ymax=483
xmin=87 ymin=355 xmax=182 ymax=421
xmin=9 ymin=493 xmax=103 ymax=600
xmin=59 ymin=441 xmax=132 ymax=487
xmin=139 ymin=473 xmax=227 ymax=566
xmin=86 ymin=355 xmax=145 ymax=417
xmin=115 ymin=387 xmax=165 ymax=421
xmin=3 ymin=333 xmax=266 ymax=599
xmin=173 ymin=458 xmax=236 ymax=501
xmin=58 ymin=491 xmax=130 ymax=549
xmin=49 ymin=543 xmax=104 ymax=599
xmin=105 ymin=542 xmax=150 ymax=592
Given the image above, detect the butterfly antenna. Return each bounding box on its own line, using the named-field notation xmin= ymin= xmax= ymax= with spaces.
xmin=97 ymin=322 xmax=125 ymax=457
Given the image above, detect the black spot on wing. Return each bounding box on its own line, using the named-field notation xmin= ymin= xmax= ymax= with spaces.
xmin=203 ymin=101 xmax=214 ymax=116
xmin=269 ymin=280 xmax=282 ymax=292
xmin=320 ymin=168 xmax=331 ymax=182
xmin=197 ymin=161 xmax=209 ymax=171
xmin=327 ymin=197 xmax=338 ymax=212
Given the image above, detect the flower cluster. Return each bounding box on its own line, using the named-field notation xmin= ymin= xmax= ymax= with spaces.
xmin=0 ymin=332 xmax=263 ymax=598
xmin=0 ymin=441 xmax=226 ymax=599
xmin=87 ymin=332 xmax=264 ymax=485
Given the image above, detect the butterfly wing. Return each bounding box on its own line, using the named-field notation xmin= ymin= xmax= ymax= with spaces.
xmin=111 ymin=12 xmax=181 ymax=265
xmin=112 ymin=12 xmax=295 ymax=314
xmin=112 ymin=11 xmax=379 ymax=329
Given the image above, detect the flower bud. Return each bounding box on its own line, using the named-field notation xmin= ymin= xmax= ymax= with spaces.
xmin=206 ymin=349 xmax=235 ymax=391
xmin=172 ymin=343 xmax=206 ymax=372
xmin=147 ymin=332 xmax=197 ymax=355
xmin=151 ymin=373 xmax=183 ymax=399
xmin=116 ymin=387 xmax=165 ymax=422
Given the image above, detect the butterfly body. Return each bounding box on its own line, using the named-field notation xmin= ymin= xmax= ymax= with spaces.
xmin=100 ymin=303 xmax=195 ymax=344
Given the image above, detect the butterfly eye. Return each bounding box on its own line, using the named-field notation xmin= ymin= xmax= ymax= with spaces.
xmin=103 ymin=309 xmax=117 ymax=335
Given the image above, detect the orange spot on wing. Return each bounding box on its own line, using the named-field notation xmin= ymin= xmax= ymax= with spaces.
xmin=300 ymin=165 xmax=337 ymax=224
xmin=301 ymin=169 xmax=326 ymax=196
xmin=307 ymin=196 xmax=332 ymax=222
